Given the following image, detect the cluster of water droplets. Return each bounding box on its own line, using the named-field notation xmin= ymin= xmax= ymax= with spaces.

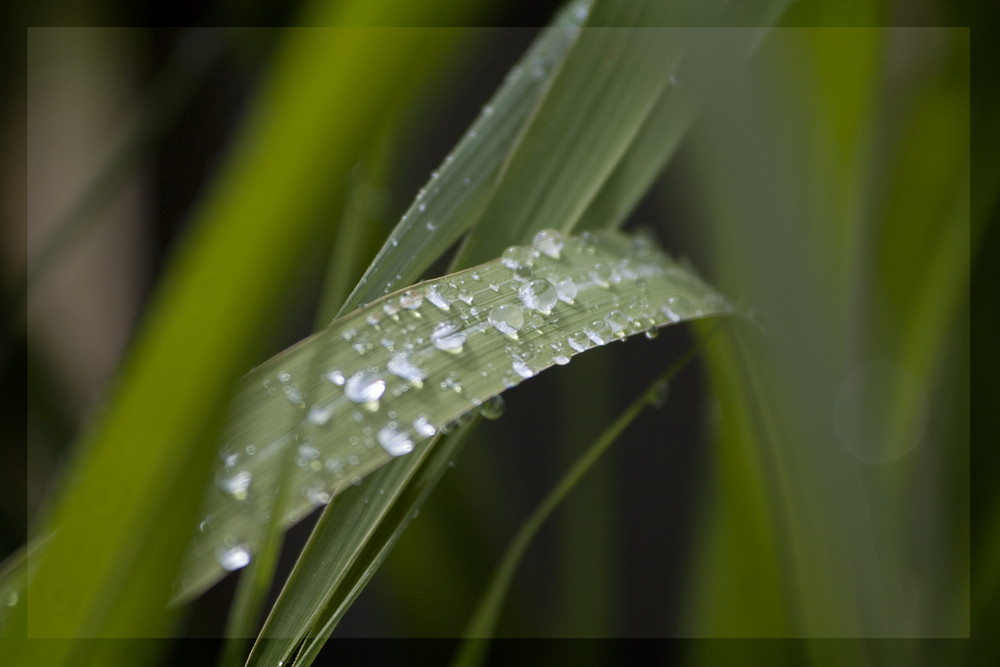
xmin=190 ymin=227 xmax=729 ymax=581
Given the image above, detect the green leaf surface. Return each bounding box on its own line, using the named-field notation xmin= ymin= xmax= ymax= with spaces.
xmin=177 ymin=229 xmax=730 ymax=604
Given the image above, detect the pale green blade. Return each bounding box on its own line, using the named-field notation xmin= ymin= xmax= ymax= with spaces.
xmin=176 ymin=230 xmax=730 ymax=603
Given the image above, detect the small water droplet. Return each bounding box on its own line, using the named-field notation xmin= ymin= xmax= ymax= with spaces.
xmin=605 ymin=310 xmax=629 ymax=334
xmin=584 ymin=320 xmax=614 ymax=345
xmin=426 ymin=283 xmax=453 ymax=311
xmin=662 ymin=295 xmax=693 ymax=322
xmin=589 ymin=264 xmax=613 ymax=287
xmin=488 ymin=304 xmax=524 ymax=336
xmin=644 ymin=327 xmax=660 ymax=339
xmin=553 ymin=354 xmax=571 ymax=365
xmin=327 ymin=369 xmax=346 ymax=385
xmin=479 ymin=395 xmax=506 ymax=420
xmin=307 ymin=401 xmax=337 ymax=426
xmin=568 ymin=331 xmax=591 ymax=352
xmin=431 ymin=321 xmax=466 ymax=352
xmin=413 ymin=414 xmax=437 ymax=437
xmin=345 ymin=371 xmax=386 ymax=404
xmin=426 ymin=219 xmax=438 ymax=231
xmin=512 ymin=358 xmax=534 ymax=379
xmin=218 ymin=470 xmax=252 ymax=500
xmin=6 ymin=591 xmax=19 ymax=607
xmin=388 ymin=352 xmax=427 ymax=384
xmin=278 ymin=371 xmax=291 ymax=384
xmin=217 ymin=544 xmax=251 ymax=571
xmin=305 ymin=483 xmax=332 ymax=506
xmin=532 ymin=229 xmax=564 ymax=258
xmin=378 ymin=425 xmax=414 ymax=456
xmin=482 ymin=104 xmax=494 ymax=117
xmin=518 ymin=279 xmax=558 ymax=314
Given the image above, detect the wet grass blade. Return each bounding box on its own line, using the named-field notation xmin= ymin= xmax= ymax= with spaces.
xmin=177 ymin=229 xmax=731 ymax=603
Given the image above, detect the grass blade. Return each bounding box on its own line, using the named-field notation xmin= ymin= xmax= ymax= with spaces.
xmin=453 ymin=335 xmax=708 ymax=667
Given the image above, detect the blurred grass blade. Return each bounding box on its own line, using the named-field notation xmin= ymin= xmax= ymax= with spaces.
xmin=9 ymin=1 xmax=471 ymax=663
xmin=242 ymin=230 xmax=730 ymax=667
xmin=177 ymin=229 xmax=731 ymax=603
xmin=453 ymin=338 xmax=707 ymax=667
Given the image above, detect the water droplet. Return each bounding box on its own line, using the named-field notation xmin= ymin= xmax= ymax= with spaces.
xmin=589 ymin=264 xmax=613 ymax=287
xmin=512 ymin=358 xmax=534 ymax=379
xmin=278 ymin=371 xmax=291 ymax=384
xmin=327 ymin=369 xmax=346 ymax=385
xmin=426 ymin=219 xmax=438 ymax=231
xmin=426 ymin=283 xmax=453 ymax=311
xmin=431 ymin=321 xmax=466 ymax=352
xmin=413 ymin=414 xmax=437 ymax=437
xmin=532 ymin=229 xmax=564 ymax=258
xmin=305 ymin=483 xmax=332 ymax=506
xmin=605 ymin=310 xmax=629 ymax=334
xmin=383 ymin=300 xmax=401 ymax=317
xmin=307 ymin=401 xmax=337 ymax=426
xmin=6 ymin=591 xmax=19 ymax=607
xmin=298 ymin=444 xmax=320 ymax=461
xmin=217 ymin=544 xmax=251 ymax=571
xmin=345 ymin=371 xmax=386 ymax=404
xmin=458 ymin=289 xmax=474 ymax=305
xmin=378 ymin=425 xmax=414 ymax=456
xmin=479 ymin=395 xmax=506 ymax=420
xmin=553 ymin=354 xmax=571 ymax=365
xmin=584 ymin=320 xmax=614 ymax=345
xmin=418 ymin=202 xmax=426 ymax=212
xmin=644 ymin=327 xmax=660 ymax=339
xmin=488 ymin=304 xmax=524 ymax=336
xmin=388 ymin=352 xmax=427 ymax=384
xmin=518 ymin=279 xmax=558 ymax=314
xmin=283 ymin=385 xmax=304 ymax=406
xmin=662 ymin=295 xmax=693 ymax=322
xmin=218 ymin=470 xmax=252 ymax=500
xmin=501 ymin=245 xmax=533 ymax=270
xmin=555 ymin=279 xmax=578 ymax=303
xmin=513 ymin=265 xmax=534 ymax=281
xmin=568 ymin=331 xmax=591 ymax=352
xmin=482 ymin=104 xmax=494 ymax=117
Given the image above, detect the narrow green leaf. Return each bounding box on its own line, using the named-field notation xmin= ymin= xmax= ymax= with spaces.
xmin=453 ymin=336 xmax=708 ymax=667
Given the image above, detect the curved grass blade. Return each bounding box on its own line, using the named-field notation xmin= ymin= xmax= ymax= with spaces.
xmin=175 ymin=229 xmax=731 ymax=603
xmin=242 ymin=230 xmax=730 ymax=667
xmin=453 ymin=337 xmax=708 ymax=667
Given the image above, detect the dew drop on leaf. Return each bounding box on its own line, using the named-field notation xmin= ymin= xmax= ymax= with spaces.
xmin=479 ymin=395 xmax=506 ymax=420
xmin=518 ymin=279 xmax=558 ymax=314
xmin=488 ymin=303 xmax=524 ymax=336
xmin=431 ymin=321 xmax=466 ymax=352
xmin=216 ymin=544 xmax=251 ymax=571
xmin=378 ymin=426 xmax=413 ymax=457
xmin=532 ymin=228 xmax=564 ymax=259
xmin=344 ymin=371 xmax=386 ymax=404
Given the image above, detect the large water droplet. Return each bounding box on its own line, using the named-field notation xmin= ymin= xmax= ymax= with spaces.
xmin=479 ymin=395 xmax=506 ymax=420
xmin=388 ymin=352 xmax=427 ymax=384
xmin=605 ymin=310 xmax=629 ymax=334
xmin=662 ymin=295 xmax=693 ymax=323
xmin=488 ymin=304 xmax=524 ymax=336
xmin=518 ymin=279 xmax=558 ymax=314
xmin=589 ymin=264 xmax=614 ymax=287
xmin=555 ymin=279 xmax=578 ymax=303
xmin=217 ymin=544 xmax=251 ymax=571
xmin=378 ymin=424 xmax=414 ymax=456
xmin=501 ymin=245 xmax=533 ymax=270
xmin=532 ymin=229 xmax=564 ymax=259
xmin=345 ymin=371 xmax=386 ymax=404
xmin=431 ymin=321 xmax=466 ymax=352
